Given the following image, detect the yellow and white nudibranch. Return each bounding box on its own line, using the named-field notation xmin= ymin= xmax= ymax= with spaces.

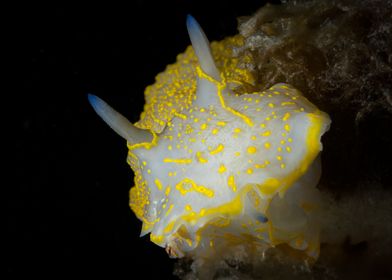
xmin=89 ymin=15 xmax=331 ymax=260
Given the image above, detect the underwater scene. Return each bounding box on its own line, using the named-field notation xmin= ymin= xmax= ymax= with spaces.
xmin=13 ymin=1 xmax=391 ymax=279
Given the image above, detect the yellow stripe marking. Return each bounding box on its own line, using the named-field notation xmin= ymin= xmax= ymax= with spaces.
xmin=282 ymin=112 xmax=291 ymax=121
xmin=196 ymin=152 xmax=208 ymax=163
xmin=196 ymin=66 xmax=254 ymax=127
xmin=210 ymin=144 xmax=224 ymax=155
xmin=261 ymin=130 xmax=271 ymax=137
xmin=228 ymin=175 xmax=237 ymax=192
xmin=163 ymin=158 xmax=192 ymax=164
xmin=154 ymin=179 xmax=163 ymax=190
xmin=175 ymin=178 xmax=214 ymax=197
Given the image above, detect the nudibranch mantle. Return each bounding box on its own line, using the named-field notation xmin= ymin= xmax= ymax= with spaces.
xmin=89 ymin=15 xmax=330 ymax=260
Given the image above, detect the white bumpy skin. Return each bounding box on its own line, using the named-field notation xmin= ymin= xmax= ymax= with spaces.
xmin=88 ymin=15 xmax=331 ymax=260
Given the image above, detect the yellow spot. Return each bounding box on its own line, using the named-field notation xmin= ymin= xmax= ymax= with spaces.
xmin=277 ymin=147 xmax=282 ymax=152
xmin=251 ymin=135 xmax=257 ymax=140
xmin=200 ymin=108 xmax=205 ymax=112
xmin=280 ymin=140 xmax=286 ymax=145
xmin=218 ymin=164 xmax=227 ymax=173
xmin=268 ymin=103 xmax=275 ymax=108
xmin=233 ymin=128 xmax=241 ymax=133
xmin=261 ymin=130 xmax=271 ymax=137
xmin=288 ymin=137 xmax=293 ymax=142
xmin=280 ymin=163 xmax=286 ymax=169
xmin=147 ymin=169 xmax=151 ymax=174
xmin=286 ymin=146 xmax=291 ymax=152
xmin=282 ymin=112 xmax=291 ymax=121
xmin=247 ymin=146 xmax=257 ymax=154
xmin=227 ymin=175 xmax=237 ymax=192
xmin=200 ymin=123 xmax=208 ymax=130
xmin=217 ymin=121 xmax=226 ymax=126
xmin=154 ymin=179 xmax=163 ymax=190
xmin=277 ymin=156 xmax=282 ymax=161
xmin=163 ymin=158 xmax=192 ymax=164
xmin=185 ymin=125 xmax=193 ymax=134
xmin=284 ymin=124 xmax=291 ymax=132
xmin=210 ymin=144 xmax=224 ymax=155
xmin=234 ymin=151 xmax=241 ymax=156
xmin=167 ymin=145 xmax=172 ymax=150
xmin=196 ymin=152 xmax=208 ymax=163
xmin=185 ymin=204 xmax=193 ymax=211
xmin=260 ymin=123 xmax=266 ymax=128
xmin=194 ymin=118 xmax=199 ymax=123
xmin=212 ymin=128 xmax=219 ymax=135
xmin=282 ymin=101 xmax=295 ymax=106
xmin=165 ymin=186 xmax=171 ymax=196
xmin=264 ymin=142 xmax=271 ymax=149
xmin=247 ymin=168 xmax=253 ymax=174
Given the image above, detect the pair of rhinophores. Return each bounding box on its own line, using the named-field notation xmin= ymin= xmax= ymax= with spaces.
xmin=89 ymin=15 xmax=330 ymax=259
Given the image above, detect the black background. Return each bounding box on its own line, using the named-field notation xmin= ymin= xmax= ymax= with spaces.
xmin=11 ymin=1 xmax=276 ymax=278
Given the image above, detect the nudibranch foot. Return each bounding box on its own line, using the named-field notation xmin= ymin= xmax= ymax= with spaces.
xmin=89 ymin=15 xmax=330 ymax=262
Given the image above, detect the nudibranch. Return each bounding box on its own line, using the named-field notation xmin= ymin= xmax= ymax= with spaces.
xmin=88 ymin=15 xmax=330 ymax=260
